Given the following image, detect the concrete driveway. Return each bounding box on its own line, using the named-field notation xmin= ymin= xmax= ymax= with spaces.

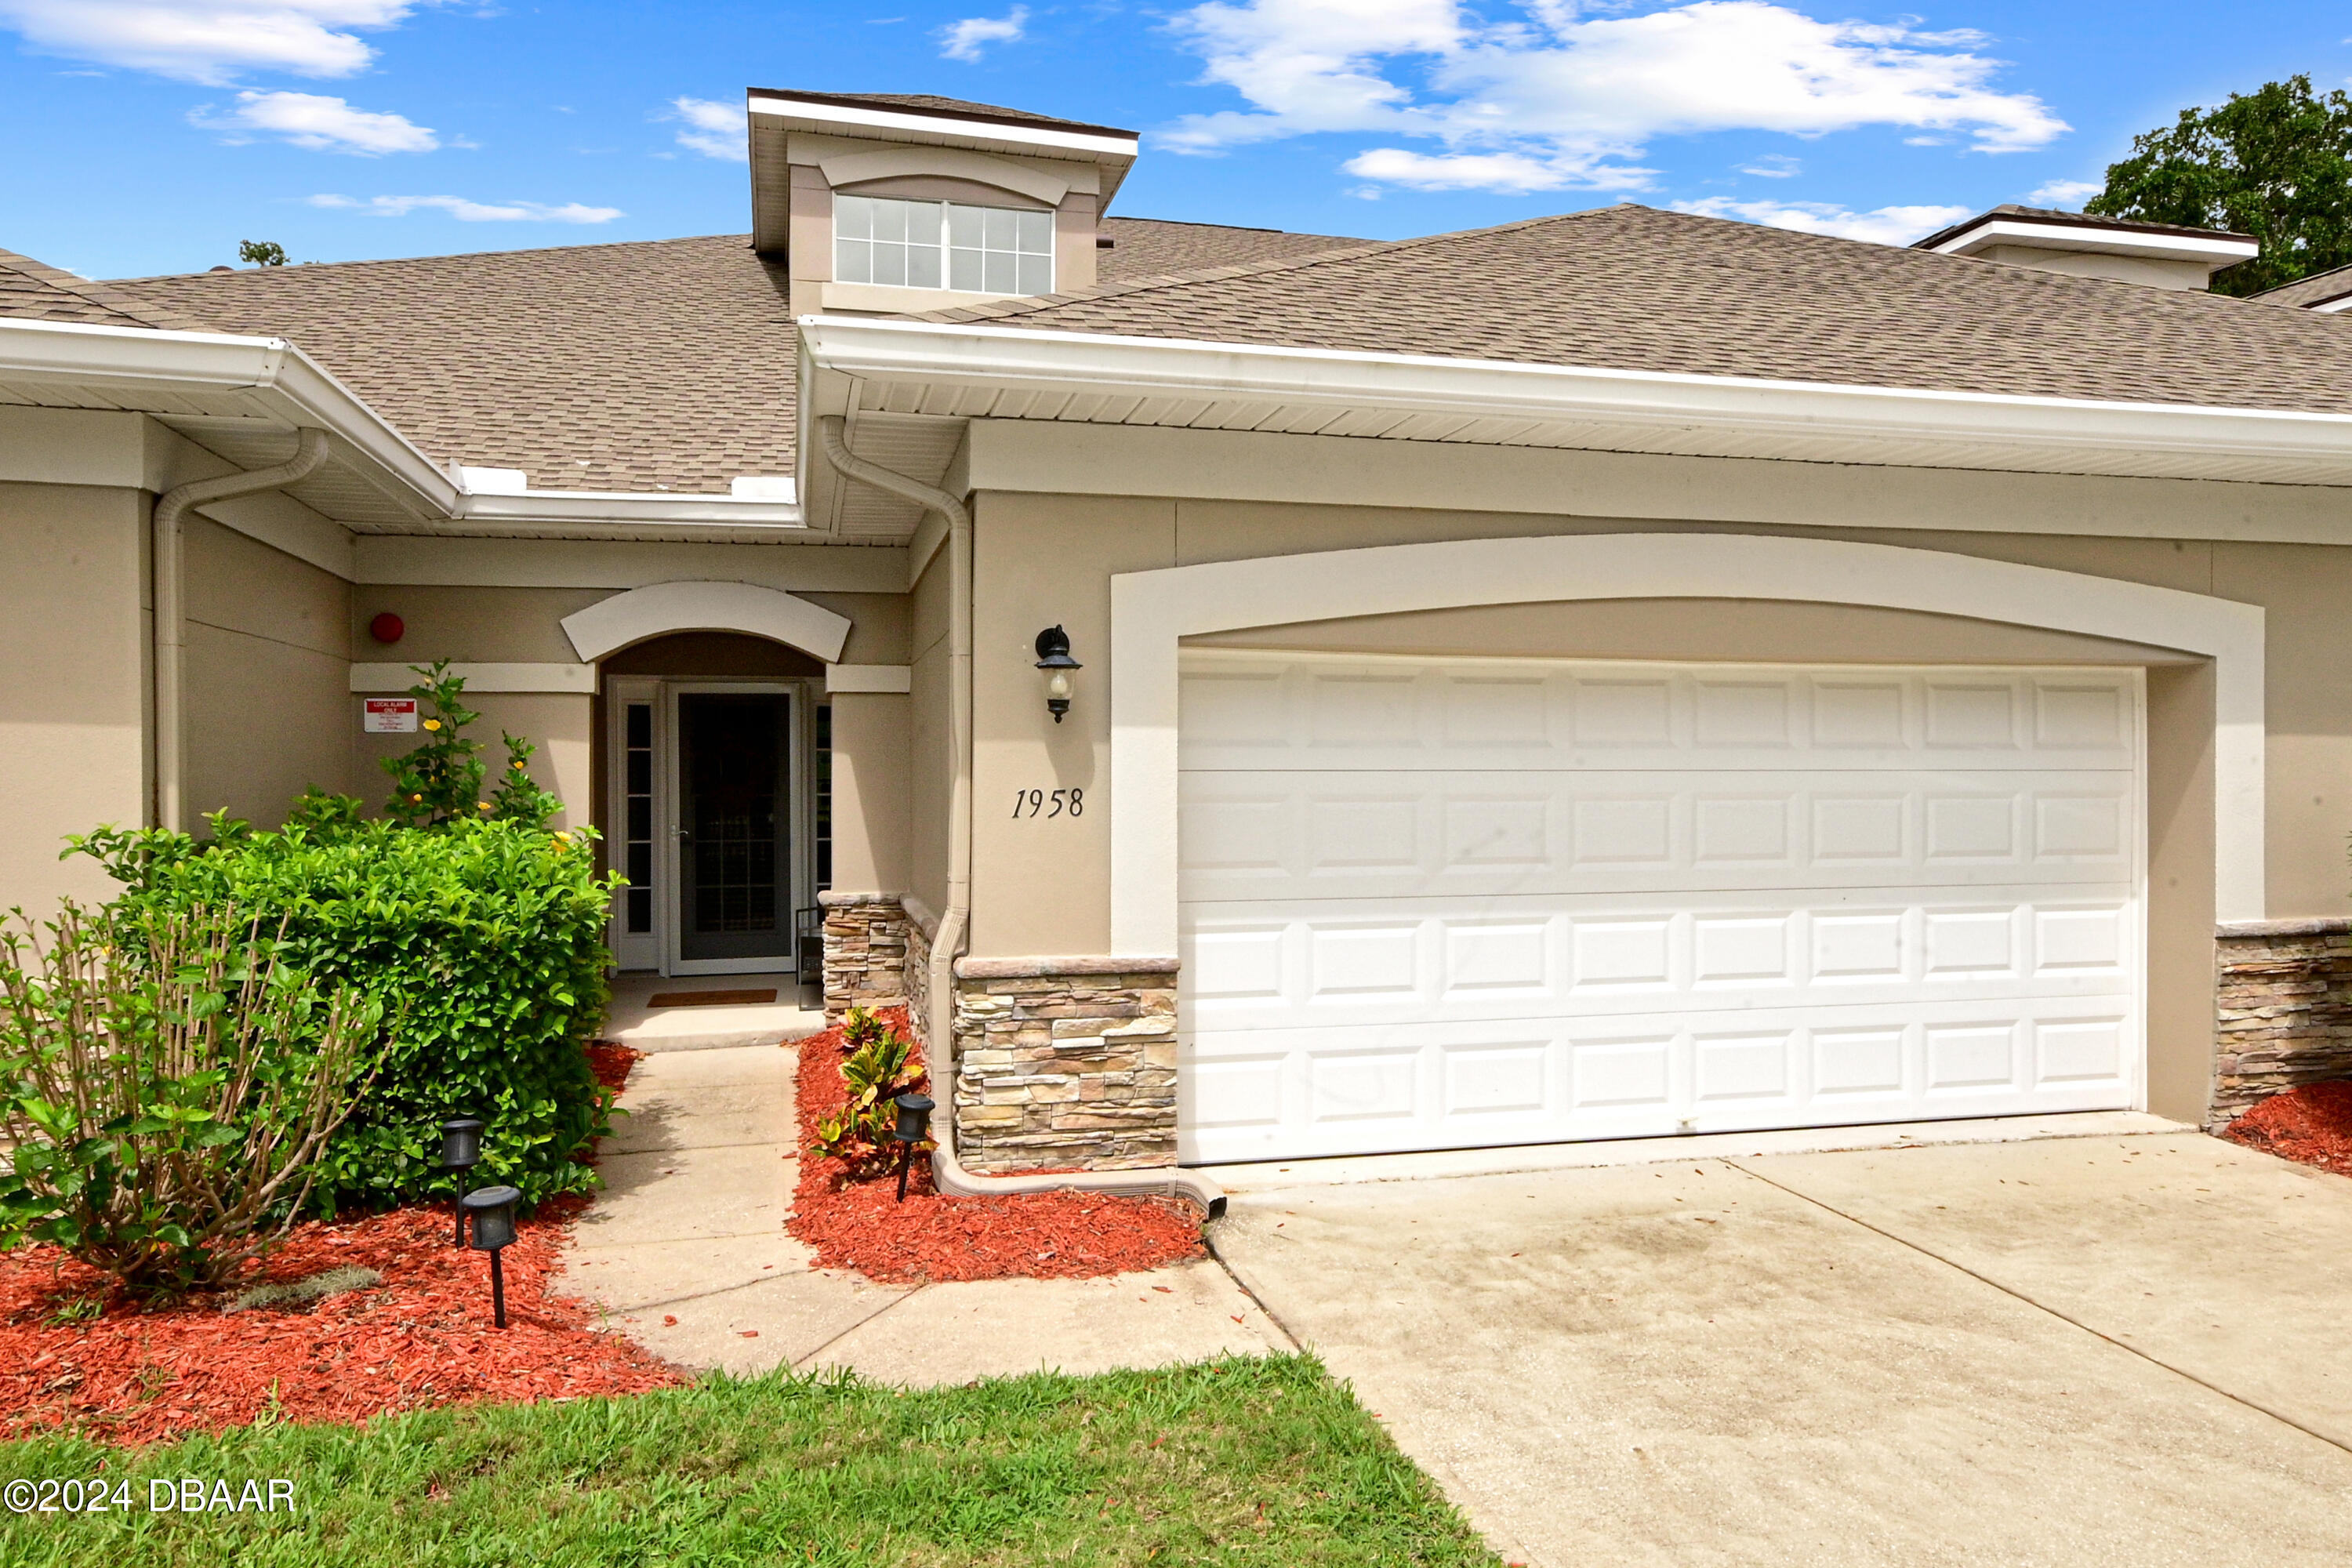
xmin=1211 ymin=1128 xmax=2352 ymax=1567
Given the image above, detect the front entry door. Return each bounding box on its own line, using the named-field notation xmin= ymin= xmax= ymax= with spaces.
xmin=675 ymin=691 xmax=793 ymax=967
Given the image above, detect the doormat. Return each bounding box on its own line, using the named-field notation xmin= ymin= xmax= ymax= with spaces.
xmin=647 ymin=989 xmax=779 ymax=1008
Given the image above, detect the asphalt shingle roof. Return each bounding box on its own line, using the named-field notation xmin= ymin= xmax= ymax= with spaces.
xmin=1098 ymin=217 xmax=1367 ymax=278
xmin=925 ymin=204 xmax=2352 ymax=416
xmin=2254 ymin=263 xmax=2352 ymax=311
xmin=110 ymin=220 xmax=1366 ymax=493
xmin=123 ymin=234 xmax=797 ymax=495
xmin=0 ymin=248 xmax=204 ymax=330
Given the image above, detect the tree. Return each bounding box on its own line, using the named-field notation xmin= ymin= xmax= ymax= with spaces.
xmin=238 ymin=239 xmax=288 ymax=267
xmin=2087 ymin=74 xmax=2352 ymax=297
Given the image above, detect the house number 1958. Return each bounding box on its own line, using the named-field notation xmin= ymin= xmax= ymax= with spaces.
xmin=1012 ymin=788 xmax=1083 ymax=818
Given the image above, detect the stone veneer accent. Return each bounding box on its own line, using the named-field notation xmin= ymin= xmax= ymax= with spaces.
xmin=818 ymin=891 xmax=909 ymax=1022
xmin=2212 ymin=918 xmax=2352 ymax=1127
xmin=949 ymin=956 xmax=1180 ymax=1173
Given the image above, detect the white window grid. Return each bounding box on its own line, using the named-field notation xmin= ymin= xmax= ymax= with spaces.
xmin=834 ymin=194 xmax=1054 ymax=296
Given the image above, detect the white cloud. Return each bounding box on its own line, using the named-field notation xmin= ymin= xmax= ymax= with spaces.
xmin=1344 ymin=146 xmax=1650 ymax=193
xmin=308 ymin=193 xmax=622 ymax=222
xmin=1739 ymin=152 xmax=1800 ymax=177
xmin=1674 ymin=195 xmax=1972 ymax=245
xmin=0 ymin=0 xmax=432 ymax=85
xmin=1163 ymin=0 xmax=2067 ymax=195
xmin=191 ymin=89 xmax=435 ymax=153
xmin=669 ymin=96 xmax=746 ymax=161
xmin=2026 ymin=178 xmax=2101 ymax=207
xmin=938 ymin=5 xmax=1026 ymax=62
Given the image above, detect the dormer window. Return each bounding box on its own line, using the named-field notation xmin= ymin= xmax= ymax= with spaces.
xmin=834 ymin=194 xmax=1053 ymax=295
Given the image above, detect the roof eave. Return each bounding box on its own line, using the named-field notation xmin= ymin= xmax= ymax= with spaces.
xmin=797 ymin=314 xmax=2352 ymax=488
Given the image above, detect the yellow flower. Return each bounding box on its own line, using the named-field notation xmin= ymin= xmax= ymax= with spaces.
xmin=512 ymin=760 xmax=526 ymax=771
xmin=553 ymin=831 xmax=572 ymax=846
xmin=422 ymin=718 xmax=441 ymax=731
xmin=477 ymin=800 xmax=492 ymax=811
xmin=409 ymin=793 xmax=423 ymax=804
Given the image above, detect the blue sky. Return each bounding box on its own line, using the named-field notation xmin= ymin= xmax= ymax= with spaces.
xmin=2 ymin=0 xmax=2347 ymax=281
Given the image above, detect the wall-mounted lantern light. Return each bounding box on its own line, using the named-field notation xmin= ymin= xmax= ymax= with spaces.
xmin=1033 ymin=626 xmax=1081 ymax=724
xmin=892 ymin=1092 xmax=935 ymax=1203
xmin=440 ymin=1116 xmax=485 ymax=1248
xmin=461 ymin=1184 xmax=522 ymax=1328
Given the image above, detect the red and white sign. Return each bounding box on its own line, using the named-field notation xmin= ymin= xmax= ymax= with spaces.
xmin=363 ymin=698 xmax=419 ymax=734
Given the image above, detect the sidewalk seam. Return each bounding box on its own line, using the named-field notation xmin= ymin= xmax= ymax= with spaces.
xmin=1728 ymin=1159 xmax=2352 ymax=1460
xmin=788 ymin=1284 xmax=930 ymax=1371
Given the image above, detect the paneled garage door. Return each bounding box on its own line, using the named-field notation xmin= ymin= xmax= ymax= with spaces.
xmin=1176 ymin=652 xmax=2144 ymax=1164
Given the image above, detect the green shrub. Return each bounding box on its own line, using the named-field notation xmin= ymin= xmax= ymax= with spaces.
xmin=0 ymin=903 xmax=384 ymax=1295
xmin=70 ymin=811 xmax=617 ymax=1210
xmin=810 ymin=1007 xmax=923 ymax=1173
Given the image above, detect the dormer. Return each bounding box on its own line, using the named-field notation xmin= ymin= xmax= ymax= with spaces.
xmin=1911 ymin=205 xmax=2257 ymax=292
xmin=746 ymin=89 xmax=1139 ymax=317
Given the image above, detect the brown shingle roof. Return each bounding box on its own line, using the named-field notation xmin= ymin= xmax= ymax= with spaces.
xmin=1098 ymin=217 xmax=1368 ymax=280
xmin=122 ymin=234 xmax=796 ymax=495
xmin=0 ymin=248 xmax=207 ymax=331
xmin=924 ymin=204 xmax=2352 ymax=416
xmin=2253 ymin=263 xmax=2352 ymax=311
xmin=105 ymin=220 xmax=1367 ymax=494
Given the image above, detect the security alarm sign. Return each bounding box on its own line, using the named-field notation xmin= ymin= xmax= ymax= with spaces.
xmin=363 ymin=698 xmax=419 ymax=734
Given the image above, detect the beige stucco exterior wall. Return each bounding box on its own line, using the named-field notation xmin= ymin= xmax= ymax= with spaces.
xmin=0 ymin=481 xmax=147 ymax=913
xmin=180 ymin=515 xmax=350 ymax=829
xmin=951 ymin=483 xmax=2352 ymax=1127
xmin=906 ymin=542 xmax=953 ymax=922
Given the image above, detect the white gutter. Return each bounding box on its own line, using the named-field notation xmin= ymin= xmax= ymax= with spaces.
xmin=815 ymin=415 xmax=1222 ymax=1218
xmin=1 ymin=317 xmax=458 ymax=516
xmin=0 ymin=317 xmax=807 ymax=530
xmin=153 ymin=428 xmax=330 ymax=832
xmin=799 ymin=314 xmax=2352 ymax=481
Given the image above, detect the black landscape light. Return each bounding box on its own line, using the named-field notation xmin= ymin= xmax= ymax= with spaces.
xmin=461 ymin=1185 xmax=523 ymax=1328
xmin=1033 ymin=626 xmax=1081 ymax=724
xmin=440 ymin=1117 xmax=485 ymax=1248
xmin=892 ymin=1093 xmax=935 ymax=1203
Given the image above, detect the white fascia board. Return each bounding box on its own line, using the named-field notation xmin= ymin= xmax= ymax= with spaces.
xmin=799 ymin=314 xmax=2352 ymax=480
xmin=0 ymin=316 xmax=459 ymax=515
xmin=1931 ymin=220 xmax=2259 ymax=264
xmin=453 ymin=488 xmax=805 ymax=529
xmin=2316 ymin=295 xmax=2352 ymax=315
xmin=748 ymin=93 xmax=1137 ymax=162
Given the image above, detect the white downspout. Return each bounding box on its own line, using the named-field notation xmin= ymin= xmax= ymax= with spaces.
xmin=152 ymin=428 xmax=332 ymax=832
xmin=817 ymin=417 xmax=1223 ymax=1218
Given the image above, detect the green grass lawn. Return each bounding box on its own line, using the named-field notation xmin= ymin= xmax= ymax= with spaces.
xmin=0 ymin=1354 xmax=1501 ymax=1566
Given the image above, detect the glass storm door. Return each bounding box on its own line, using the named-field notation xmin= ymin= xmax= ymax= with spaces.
xmin=676 ymin=691 xmax=793 ymax=964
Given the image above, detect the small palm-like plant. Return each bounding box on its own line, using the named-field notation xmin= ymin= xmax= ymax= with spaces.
xmin=0 ymin=903 xmax=386 ymax=1297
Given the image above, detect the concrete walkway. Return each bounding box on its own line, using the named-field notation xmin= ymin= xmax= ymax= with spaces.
xmin=601 ymin=971 xmax=827 ymax=1053
xmin=560 ymin=1043 xmax=1287 ymax=1381
xmin=1214 ymin=1128 xmax=2352 ymax=1568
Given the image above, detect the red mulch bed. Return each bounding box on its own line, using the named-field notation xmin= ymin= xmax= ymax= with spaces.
xmin=2222 ymin=1080 xmax=2352 ymax=1177
xmin=586 ymin=1040 xmax=644 ymax=1098
xmin=0 ymin=1044 xmax=683 ymax=1446
xmin=787 ymin=1007 xmax=1206 ymax=1284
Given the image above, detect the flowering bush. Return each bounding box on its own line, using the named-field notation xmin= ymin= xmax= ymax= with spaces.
xmin=382 ymin=661 xmax=561 ymax=829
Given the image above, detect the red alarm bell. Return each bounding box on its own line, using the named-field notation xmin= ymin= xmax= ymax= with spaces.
xmin=369 ymin=612 xmax=405 ymax=644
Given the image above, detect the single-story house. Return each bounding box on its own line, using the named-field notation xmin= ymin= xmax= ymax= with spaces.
xmin=8 ymin=89 xmax=2352 ymax=1196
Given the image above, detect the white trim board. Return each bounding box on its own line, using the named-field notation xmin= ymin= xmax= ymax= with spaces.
xmin=561 ymin=580 xmax=852 ymax=664
xmin=1108 ymin=532 xmax=2265 ymax=953
xmin=351 ymin=662 xmax=593 ymax=695
xmin=352 ymin=536 xmax=909 ymax=592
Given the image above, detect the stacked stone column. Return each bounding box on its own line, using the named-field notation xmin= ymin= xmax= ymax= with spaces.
xmin=949 ymin=957 xmax=1179 ymax=1172
xmin=2212 ymin=917 xmax=2352 ymax=1127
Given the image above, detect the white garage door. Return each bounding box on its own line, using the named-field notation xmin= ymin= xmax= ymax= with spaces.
xmin=1176 ymin=652 xmax=2144 ymax=1165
